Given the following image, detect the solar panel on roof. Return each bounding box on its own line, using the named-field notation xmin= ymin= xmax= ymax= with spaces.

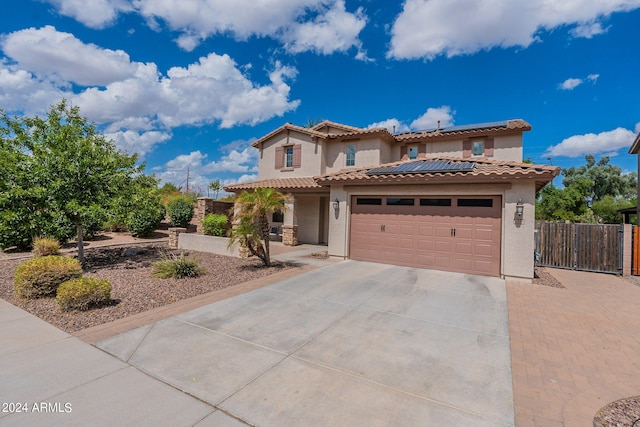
xmin=439 ymin=121 xmax=508 ymax=133
xmin=367 ymin=160 xmax=475 ymax=175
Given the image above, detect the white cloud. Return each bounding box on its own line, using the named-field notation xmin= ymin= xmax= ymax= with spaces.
xmin=559 ymin=73 xmax=600 ymax=90
xmin=133 ymin=0 xmax=366 ymax=54
xmin=367 ymin=118 xmax=410 ymax=134
xmin=636 ymin=122 xmax=640 ymax=134
xmin=0 ymin=27 xmax=300 ymax=161
xmin=104 ymin=130 xmax=171 ymax=159
xmin=388 ymin=0 xmax=640 ymax=60
xmin=570 ymin=21 xmax=608 ymax=38
xmin=544 ymin=127 xmax=637 ymax=157
xmin=44 ymin=0 xmax=133 ymax=29
xmin=155 ymin=149 xmax=258 ymax=192
xmin=1 ymin=26 xmax=137 ymax=86
xmin=280 ymin=0 xmax=367 ymax=56
xmin=559 ymin=78 xmax=583 ymax=90
xmin=367 ymin=106 xmax=455 ymax=135
xmin=410 ymin=106 xmax=455 ymax=130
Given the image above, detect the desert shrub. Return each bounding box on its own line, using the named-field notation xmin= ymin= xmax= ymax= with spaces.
xmin=32 ymin=236 xmax=60 ymax=257
xmin=56 ymin=277 xmax=111 ymax=311
xmin=14 ymin=256 xmax=82 ymax=299
xmin=125 ymin=202 xmax=166 ymax=237
xmin=201 ymin=213 xmax=228 ymax=236
xmin=152 ymin=252 xmax=205 ymax=279
xmin=167 ymin=197 xmax=194 ymax=228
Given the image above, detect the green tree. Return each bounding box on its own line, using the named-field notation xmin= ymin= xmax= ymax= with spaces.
xmin=562 ymin=155 xmax=636 ymax=203
xmin=208 ymin=179 xmax=223 ymax=199
xmin=591 ymin=195 xmax=635 ymax=224
xmin=536 ymin=183 xmax=587 ymax=221
xmin=227 ymin=188 xmax=286 ymax=267
xmin=0 ymin=100 xmax=144 ymax=263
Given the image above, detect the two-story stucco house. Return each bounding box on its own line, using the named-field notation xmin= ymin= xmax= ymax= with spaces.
xmin=225 ymin=119 xmax=559 ymax=281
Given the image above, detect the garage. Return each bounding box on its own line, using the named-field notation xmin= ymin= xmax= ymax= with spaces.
xmin=349 ymin=195 xmax=502 ymax=276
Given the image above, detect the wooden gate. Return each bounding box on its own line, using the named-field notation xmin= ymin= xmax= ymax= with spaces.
xmin=535 ymin=222 xmax=623 ymax=274
xmin=633 ymin=226 xmax=640 ymax=275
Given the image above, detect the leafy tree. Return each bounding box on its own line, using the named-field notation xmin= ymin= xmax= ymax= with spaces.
xmin=227 ymin=188 xmax=286 ymax=267
xmin=562 ymin=155 xmax=636 ymax=203
xmin=535 ymin=183 xmax=587 ymax=221
xmin=591 ymin=195 xmax=635 ymax=224
xmin=0 ymin=100 xmax=145 ymax=263
xmin=208 ymin=179 xmax=223 ymax=199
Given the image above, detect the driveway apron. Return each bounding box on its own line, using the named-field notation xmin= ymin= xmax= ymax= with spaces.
xmin=97 ymin=260 xmax=514 ymax=426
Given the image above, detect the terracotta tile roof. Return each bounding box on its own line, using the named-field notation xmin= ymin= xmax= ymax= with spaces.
xmin=311 ymin=120 xmax=364 ymax=133
xmin=224 ymin=177 xmax=326 ymax=192
xmin=395 ymin=119 xmax=532 ymax=142
xmin=251 ymin=123 xmax=327 ymax=147
xmin=326 ymin=127 xmax=396 ymax=142
xmin=314 ymin=157 xmax=559 ymax=191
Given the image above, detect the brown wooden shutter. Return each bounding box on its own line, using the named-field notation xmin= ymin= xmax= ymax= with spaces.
xmin=484 ymin=138 xmax=494 ymax=157
xmin=275 ymin=146 xmax=283 ymax=169
xmin=292 ymin=144 xmax=302 ymax=168
xmin=400 ymin=146 xmax=408 ymax=160
xmin=418 ymin=143 xmax=427 ymax=159
xmin=462 ymin=140 xmax=471 ymax=158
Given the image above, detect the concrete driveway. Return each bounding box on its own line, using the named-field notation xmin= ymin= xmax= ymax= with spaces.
xmin=97 ymin=260 xmax=514 ymax=426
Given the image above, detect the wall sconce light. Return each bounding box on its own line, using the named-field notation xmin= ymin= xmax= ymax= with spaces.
xmin=515 ymin=199 xmax=524 ymax=218
xmin=332 ymin=198 xmax=339 ymax=211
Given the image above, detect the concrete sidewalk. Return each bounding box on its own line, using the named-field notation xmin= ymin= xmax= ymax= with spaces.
xmin=0 ymin=298 xmax=224 ymax=426
xmin=508 ymin=269 xmax=640 ymax=426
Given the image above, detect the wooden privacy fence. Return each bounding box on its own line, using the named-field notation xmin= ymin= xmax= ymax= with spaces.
xmin=633 ymin=226 xmax=640 ymax=275
xmin=535 ymin=222 xmax=623 ymax=274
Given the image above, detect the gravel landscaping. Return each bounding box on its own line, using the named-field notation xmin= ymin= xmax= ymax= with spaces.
xmin=0 ymin=244 xmax=295 ymax=333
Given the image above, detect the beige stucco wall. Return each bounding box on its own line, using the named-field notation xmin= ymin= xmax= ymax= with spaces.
xmin=325 ymin=138 xmax=390 ymax=173
xmin=493 ymin=134 xmax=524 ymax=162
xmin=257 ymin=131 xmax=323 ymax=180
xmin=326 ymin=181 xmax=538 ymax=280
xmin=295 ymin=195 xmax=322 ymax=244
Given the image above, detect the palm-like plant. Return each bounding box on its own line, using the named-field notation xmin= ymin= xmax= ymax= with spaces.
xmin=228 ymin=187 xmax=286 ymax=267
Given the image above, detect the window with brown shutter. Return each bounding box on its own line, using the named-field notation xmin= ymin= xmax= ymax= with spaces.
xmin=400 ymin=146 xmax=408 ymax=160
xmin=462 ymin=140 xmax=472 ymax=158
xmin=484 ymin=138 xmax=494 ymax=157
xmin=292 ymin=144 xmax=302 ymax=168
xmin=275 ymin=146 xmax=284 ymax=169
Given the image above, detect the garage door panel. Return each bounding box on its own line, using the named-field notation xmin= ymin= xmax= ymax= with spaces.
xmin=350 ymin=195 xmax=501 ymax=277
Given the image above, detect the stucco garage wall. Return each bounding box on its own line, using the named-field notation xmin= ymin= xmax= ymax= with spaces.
xmin=327 ymin=182 xmax=537 ymax=280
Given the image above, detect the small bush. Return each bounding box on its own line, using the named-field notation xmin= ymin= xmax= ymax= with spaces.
xmin=32 ymin=236 xmax=60 ymax=257
xmin=126 ymin=203 xmax=165 ymax=237
xmin=152 ymin=252 xmax=205 ymax=279
xmin=14 ymin=256 xmax=82 ymax=299
xmin=202 ymin=213 xmax=228 ymax=236
xmin=56 ymin=277 xmax=111 ymax=311
xmin=167 ymin=197 xmax=194 ymax=228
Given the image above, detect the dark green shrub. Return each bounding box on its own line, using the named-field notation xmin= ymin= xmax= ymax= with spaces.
xmin=126 ymin=202 xmax=165 ymax=237
xmin=202 ymin=213 xmax=228 ymax=236
xmin=152 ymin=252 xmax=205 ymax=279
xmin=167 ymin=197 xmax=194 ymax=228
xmin=32 ymin=236 xmax=60 ymax=257
xmin=56 ymin=277 xmax=111 ymax=311
xmin=14 ymin=256 xmax=82 ymax=299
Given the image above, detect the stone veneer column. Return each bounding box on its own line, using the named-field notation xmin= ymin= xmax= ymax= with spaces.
xmin=168 ymin=227 xmax=187 ymax=248
xmin=282 ymin=225 xmax=299 ymax=246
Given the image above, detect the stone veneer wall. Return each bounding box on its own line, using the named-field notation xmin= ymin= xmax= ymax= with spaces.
xmin=282 ymin=225 xmax=298 ymax=246
xmin=194 ymin=198 xmax=234 ymax=233
xmin=168 ymin=227 xmax=187 ymax=248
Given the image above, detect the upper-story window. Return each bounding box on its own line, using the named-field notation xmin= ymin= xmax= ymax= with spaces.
xmin=285 ymin=146 xmax=294 ymax=168
xmin=275 ymin=144 xmax=301 ymax=170
xmin=346 ymin=144 xmax=356 ymax=166
xmin=408 ymin=146 xmax=418 ymax=159
xmin=472 ymin=141 xmax=484 ymax=156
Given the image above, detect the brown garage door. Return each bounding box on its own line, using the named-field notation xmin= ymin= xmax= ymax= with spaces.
xmin=349 ymin=195 xmax=502 ymax=276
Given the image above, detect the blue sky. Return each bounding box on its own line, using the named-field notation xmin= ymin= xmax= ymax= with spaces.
xmin=1 ymin=0 xmax=639 ymax=194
